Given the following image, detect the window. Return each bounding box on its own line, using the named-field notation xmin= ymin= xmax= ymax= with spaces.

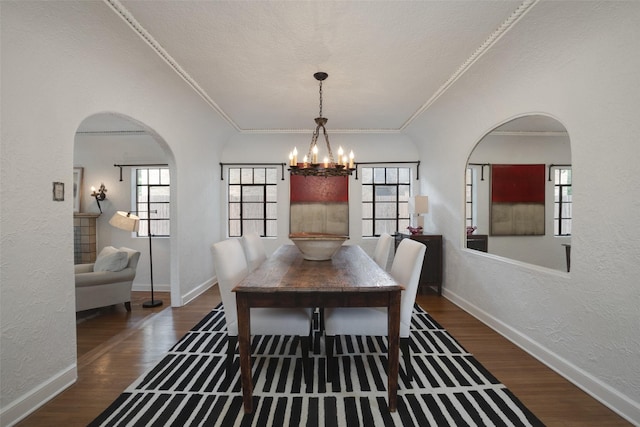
xmin=228 ymin=167 xmax=278 ymax=237
xmin=554 ymin=168 xmax=572 ymax=236
xmin=135 ymin=168 xmax=170 ymax=237
xmin=465 ymin=167 xmax=475 ymax=228
xmin=362 ymin=167 xmax=411 ymax=237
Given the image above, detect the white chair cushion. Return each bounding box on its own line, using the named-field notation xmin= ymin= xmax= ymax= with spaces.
xmin=324 ymin=306 xmax=412 ymax=337
xmin=93 ymin=246 xmax=128 ymax=272
xmin=212 ymin=238 xmax=312 ymax=337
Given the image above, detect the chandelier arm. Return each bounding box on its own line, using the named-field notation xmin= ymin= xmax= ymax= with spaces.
xmin=321 ymin=125 xmax=335 ymax=164
xmin=306 ymin=125 xmax=320 ymax=163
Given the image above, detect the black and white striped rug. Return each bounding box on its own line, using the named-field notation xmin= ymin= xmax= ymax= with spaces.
xmin=90 ymin=304 xmax=543 ymax=426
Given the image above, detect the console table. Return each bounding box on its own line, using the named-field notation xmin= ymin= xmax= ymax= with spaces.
xmin=394 ymin=233 xmax=443 ymax=295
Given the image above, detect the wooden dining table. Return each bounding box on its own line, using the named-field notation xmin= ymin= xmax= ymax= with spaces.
xmin=233 ymin=244 xmax=403 ymax=414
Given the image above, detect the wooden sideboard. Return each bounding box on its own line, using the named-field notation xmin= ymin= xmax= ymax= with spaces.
xmin=466 ymin=234 xmax=488 ymax=252
xmin=394 ymin=233 xmax=443 ymax=295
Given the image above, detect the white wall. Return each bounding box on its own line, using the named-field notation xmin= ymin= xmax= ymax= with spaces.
xmin=469 ymin=130 xmax=571 ymax=270
xmin=0 ymin=3 xmax=233 ymax=424
xmin=74 ymin=131 xmax=171 ymax=290
xmin=405 ymin=2 xmax=640 ymax=422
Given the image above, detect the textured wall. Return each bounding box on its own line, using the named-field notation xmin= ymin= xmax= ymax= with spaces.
xmin=405 ymin=2 xmax=640 ymax=422
xmin=0 ymin=2 xmax=233 ymax=422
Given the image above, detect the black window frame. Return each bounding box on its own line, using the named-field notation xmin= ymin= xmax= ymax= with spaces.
xmin=554 ymin=168 xmax=572 ymax=236
xmin=227 ymin=167 xmax=278 ymax=237
xmin=135 ymin=167 xmax=170 ymax=238
xmin=361 ymin=166 xmax=412 ymax=237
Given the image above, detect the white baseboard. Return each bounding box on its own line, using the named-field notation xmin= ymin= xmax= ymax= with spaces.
xmin=0 ymin=364 xmax=77 ymax=427
xmin=132 ymin=283 xmax=170 ymax=292
xmin=443 ymin=289 xmax=640 ymax=425
xmin=180 ymin=276 xmax=216 ymax=306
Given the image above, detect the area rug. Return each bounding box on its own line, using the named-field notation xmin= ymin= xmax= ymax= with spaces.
xmin=89 ymin=304 xmax=543 ymax=426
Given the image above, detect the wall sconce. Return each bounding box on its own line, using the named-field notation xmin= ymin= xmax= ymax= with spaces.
xmin=90 ymin=183 xmax=107 ymax=213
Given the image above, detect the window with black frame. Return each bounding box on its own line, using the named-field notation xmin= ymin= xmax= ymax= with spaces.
xmin=361 ymin=167 xmax=411 ymax=237
xmin=228 ymin=167 xmax=277 ymax=237
xmin=554 ymin=168 xmax=572 ymax=236
xmin=135 ymin=167 xmax=170 ymax=237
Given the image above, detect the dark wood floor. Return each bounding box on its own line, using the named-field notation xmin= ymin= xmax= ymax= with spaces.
xmin=18 ymin=288 xmax=630 ymax=426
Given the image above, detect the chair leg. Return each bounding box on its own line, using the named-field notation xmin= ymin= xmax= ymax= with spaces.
xmin=325 ymin=335 xmax=335 ymax=381
xmin=227 ymin=335 xmax=238 ymax=378
xmin=400 ymin=337 xmax=412 ymax=381
xmin=124 ymin=301 xmax=131 ymax=312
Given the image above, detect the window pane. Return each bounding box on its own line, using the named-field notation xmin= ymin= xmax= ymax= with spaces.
xmin=266 ymin=203 xmax=277 ymax=219
xmin=398 ymin=218 xmax=410 ymax=231
xmin=243 ymin=220 xmax=263 ymax=235
xmin=150 ymin=203 xmax=169 ymax=218
xmin=373 ymin=168 xmax=386 ymax=184
xmin=242 ymin=186 xmax=264 ymax=202
xmin=362 ymin=219 xmax=373 ymax=236
xmin=229 ymin=203 xmax=241 ymax=219
xmin=375 ymin=185 xmax=397 ymax=200
xmin=229 ymin=185 xmax=241 ymax=202
xmin=361 ymin=168 xmax=373 ymax=184
xmin=152 ymin=220 xmax=170 ymax=236
xmin=387 ymin=168 xmax=398 ymax=184
xmin=399 ymin=202 xmax=409 ymax=218
xmin=243 ymin=203 xmax=263 ymax=218
xmin=398 ymin=168 xmax=410 ymax=183
xmin=266 ymin=185 xmax=277 ymax=202
xmin=398 ymin=185 xmax=410 ymax=201
xmin=362 ymin=203 xmax=373 ymax=218
xmin=362 ymin=186 xmax=373 ymax=202
xmin=148 ymin=169 xmax=160 ymax=185
xmin=561 ymin=204 xmax=572 ymax=218
xmin=266 ymin=168 xmax=278 ymax=184
xmin=229 ymin=220 xmax=241 ymax=237
xmin=375 ymin=202 xmax=397 ymax=219
xmin=266 ymin=220 xmax=277 ymax=237
xmin=160 ymin=168 xmax=170 ymax=184
xmin=241 ymin=168 xmax=253 ymax=184
xmin=375 ymin=220 xmax=396 ymax=235
xmin=254 ymin=168 xmax=266 ymax=184
xmin=562 ymin=219 xmax=572 ymax=234
xmin=229 ymin=168 xmax=241 ymax=184
xmin=138 ymin=170 xmax=147 ymax=185
xmin=150 ymin=187 xmax=170 ymax=202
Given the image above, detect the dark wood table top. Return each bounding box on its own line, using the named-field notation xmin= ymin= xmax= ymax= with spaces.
xmin=233 ymin=244 xmax=403 ymax=293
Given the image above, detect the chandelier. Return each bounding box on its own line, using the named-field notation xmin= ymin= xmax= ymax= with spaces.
xmin=288 ymin=72 xmax=354 ymax=177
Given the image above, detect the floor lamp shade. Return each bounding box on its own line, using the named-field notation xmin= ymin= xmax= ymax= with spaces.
xmin=109 ymin=210 xmax=162 ymax=308
xmin=109 ymin=211 xmax=140 ymax=232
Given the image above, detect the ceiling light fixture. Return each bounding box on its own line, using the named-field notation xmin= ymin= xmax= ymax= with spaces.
xmin=288 ymin=72 xmax=354 ymax=177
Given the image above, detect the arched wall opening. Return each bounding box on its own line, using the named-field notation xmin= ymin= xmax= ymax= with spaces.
xmin=464 ymin=114 xmax=571 ymax=272
xmin=73 ymin=112 xmax=177 ymax=306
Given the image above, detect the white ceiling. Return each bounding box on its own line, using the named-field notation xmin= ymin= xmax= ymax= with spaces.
xmin=79 ymin=0 xmax=541 ymax=134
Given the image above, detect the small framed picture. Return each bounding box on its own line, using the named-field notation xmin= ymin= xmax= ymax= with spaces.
xmin=73 ymin=167 xmax=84 ymax=212
xmin=53 ymin=182 xmax=64 ymax=201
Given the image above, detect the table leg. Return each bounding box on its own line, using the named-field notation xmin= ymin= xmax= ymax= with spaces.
xmin=236 ymin=294 xmax=253 ymax=413
xmin=387 ymin=290 xmax=401 ymax=412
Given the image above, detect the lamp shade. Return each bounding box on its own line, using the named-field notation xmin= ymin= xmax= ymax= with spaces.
xmin=409 ymin=195 xmax=429 ymax=215
xmin=109 ymin=211 xmax=140 ymax=232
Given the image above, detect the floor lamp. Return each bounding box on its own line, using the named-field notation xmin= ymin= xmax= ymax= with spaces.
xmin=109 ymin=210 xmax=163 ymax=308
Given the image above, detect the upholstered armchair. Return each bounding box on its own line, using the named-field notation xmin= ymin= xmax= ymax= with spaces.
xmin=75 ymin=246 xmax=140 ymax=312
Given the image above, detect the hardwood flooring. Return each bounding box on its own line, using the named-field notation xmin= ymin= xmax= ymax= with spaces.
xmin=17 ymin=288 xmax=630 ymax=426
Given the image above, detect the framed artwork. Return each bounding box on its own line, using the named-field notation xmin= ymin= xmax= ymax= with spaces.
xmin=73 ymin=167 xmax=84 ymax=213
xmin=52 ymin=182 xmax=64 ymax=201
xmin=490 ymin=164 xmax=545 ymax=236
xmin=289 ymin=175 xmax=349 ymax=235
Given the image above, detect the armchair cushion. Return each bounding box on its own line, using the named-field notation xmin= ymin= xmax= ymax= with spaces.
xmin=94 ymin=246 xmax=128 ymax=272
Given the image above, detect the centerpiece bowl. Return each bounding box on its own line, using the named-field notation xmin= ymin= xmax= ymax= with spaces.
xmin=289 ymin=232 xmax=349 ymax=261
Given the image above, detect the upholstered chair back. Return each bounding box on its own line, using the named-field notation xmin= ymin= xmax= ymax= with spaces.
xmin=212 ymin=239 xmax=249 ymax=335
xmin=373 ymin=233 xmax=394 ymax=270
xmin=389 ymin=238 xmax=426 ymax=336
xmin=241 ymin=232 xmax=267 ymax=272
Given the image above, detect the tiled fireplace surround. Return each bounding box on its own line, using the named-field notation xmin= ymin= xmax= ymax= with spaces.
xmin=73 ymin=213 xmax=100 ymax=264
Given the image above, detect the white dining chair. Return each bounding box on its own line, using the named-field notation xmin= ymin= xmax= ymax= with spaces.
xmin=324 ymin=238 xmax=426 ymax=381
xmin=373 ymin=232 xmax=394 ymax=270
xmin=211 ymin=239 xmax=313 ymax=377
xmin=240 ymin=232 xmax=267 ymax=272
